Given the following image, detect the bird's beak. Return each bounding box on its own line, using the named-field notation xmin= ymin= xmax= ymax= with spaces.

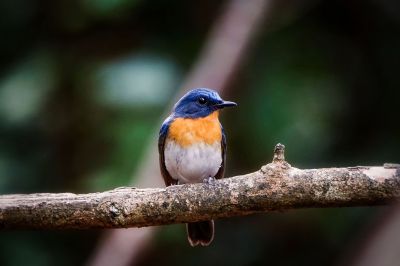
xmin=214 ymin=100 xmax=237 ymax=109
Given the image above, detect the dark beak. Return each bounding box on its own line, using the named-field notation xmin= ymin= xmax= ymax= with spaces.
xmin=214 ymin=100 xmax=237 ymax=109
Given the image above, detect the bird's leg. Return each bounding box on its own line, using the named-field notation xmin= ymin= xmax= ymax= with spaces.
xmin=203 ymin=176 xmax=216 ymax=185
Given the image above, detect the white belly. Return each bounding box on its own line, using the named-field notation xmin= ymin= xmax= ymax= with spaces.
xmin=164 ymin=139 xmax=222 ymax=184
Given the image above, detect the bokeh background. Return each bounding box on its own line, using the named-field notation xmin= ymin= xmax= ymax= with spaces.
xmin=1 ymin=0 xmax=400 ymax=265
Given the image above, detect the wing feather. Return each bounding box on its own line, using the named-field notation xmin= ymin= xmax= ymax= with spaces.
xmin=158 ymin=117 xmax=177 ymax=186
xmin=214 ymin=124 xmax=226 ymax=180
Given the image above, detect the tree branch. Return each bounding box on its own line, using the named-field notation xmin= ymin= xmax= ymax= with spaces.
xmin=1 ymin=144 xmax=399 ymax=230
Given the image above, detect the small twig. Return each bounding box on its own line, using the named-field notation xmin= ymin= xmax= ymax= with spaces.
xmin=272 ymin=143 xmax=286 ymax=162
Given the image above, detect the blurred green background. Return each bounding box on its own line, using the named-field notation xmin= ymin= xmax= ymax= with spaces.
xmin=0 ymin=0 xmax=399 ymax=265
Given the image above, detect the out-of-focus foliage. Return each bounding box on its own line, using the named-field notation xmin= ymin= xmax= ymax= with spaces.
xmin=0 ymin=1 xmax=399 ymax=266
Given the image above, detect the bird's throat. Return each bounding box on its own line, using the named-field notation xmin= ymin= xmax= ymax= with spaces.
xmin=168 ymin=111 xmax=222 ymax=147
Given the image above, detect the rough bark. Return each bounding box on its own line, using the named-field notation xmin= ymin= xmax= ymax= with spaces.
xmin=1 ymin=144 xmax=399 ymax=230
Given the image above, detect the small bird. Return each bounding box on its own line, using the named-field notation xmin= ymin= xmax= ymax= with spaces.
xmin=158 ymin=88 xmax=236 ymax=247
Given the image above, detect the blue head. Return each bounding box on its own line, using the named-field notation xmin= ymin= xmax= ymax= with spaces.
xmin=173 ymin=88 xmax=237 ymax=118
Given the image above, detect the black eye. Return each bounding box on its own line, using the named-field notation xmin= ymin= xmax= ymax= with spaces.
xmin=198 ymin=97 xmax=207 ymax=105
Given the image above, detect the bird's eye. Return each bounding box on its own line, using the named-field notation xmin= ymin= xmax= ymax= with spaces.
xmin=198 ymin=97 xmax=207 ymax=105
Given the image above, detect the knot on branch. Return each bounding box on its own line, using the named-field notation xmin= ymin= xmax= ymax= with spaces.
xmin=261 ymin=143 xmax=291 ymax=177
xmin=98 ymin=201 xmax=129 ymax=227
xmin=273 ymin=143 xmax=285 ymax=163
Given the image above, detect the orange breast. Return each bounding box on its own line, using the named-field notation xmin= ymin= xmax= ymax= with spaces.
xmin=168 ymin=111 xmax=222 ymax=147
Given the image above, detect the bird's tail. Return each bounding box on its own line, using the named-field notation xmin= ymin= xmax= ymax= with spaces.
xmin=186 ymin=220 xmax=214 ymax=247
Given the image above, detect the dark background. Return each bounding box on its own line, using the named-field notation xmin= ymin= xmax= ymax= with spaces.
xmin=0 ymin=0 xmax=399 ymax=265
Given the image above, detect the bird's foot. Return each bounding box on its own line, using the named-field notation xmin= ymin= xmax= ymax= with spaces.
xmin=203 ymin=176 xmax=216 ymax=185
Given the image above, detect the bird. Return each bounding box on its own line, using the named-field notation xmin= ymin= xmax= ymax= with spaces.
xmin=158 ymin=88 xmax=236 ymax=247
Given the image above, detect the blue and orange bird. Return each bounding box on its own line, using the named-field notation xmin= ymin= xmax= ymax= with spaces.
xmin=158 ymin=88 xmax=236 ymax=247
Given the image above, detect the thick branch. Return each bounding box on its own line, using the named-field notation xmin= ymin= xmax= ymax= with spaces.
xmin=1 ymin=145 xmax=399 ymax=230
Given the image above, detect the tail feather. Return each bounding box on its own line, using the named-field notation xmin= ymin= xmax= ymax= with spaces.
xmin=186 ymin=220 xmax=214 ymax=247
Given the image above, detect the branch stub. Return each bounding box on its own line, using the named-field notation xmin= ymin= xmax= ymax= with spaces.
xmin=273 ymin=143 xmax=285 ymax=163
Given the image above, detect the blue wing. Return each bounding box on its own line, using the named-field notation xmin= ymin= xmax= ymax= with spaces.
xmin=214 ymin=124 xmax=226 ymax=179
xmin=158 ymin=116 xmax=177 ymax=186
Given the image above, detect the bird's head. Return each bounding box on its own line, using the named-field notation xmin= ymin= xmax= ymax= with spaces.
xmin=173 ymin=88 xmax=237 ymax=118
